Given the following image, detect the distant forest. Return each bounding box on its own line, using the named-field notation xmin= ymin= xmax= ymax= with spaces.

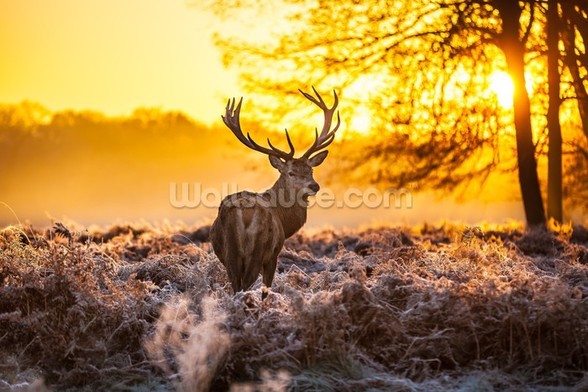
xmin=0 ymin=101 xmax=585 ymax=226
xmin=0 ymin=101 xmax=243 ymax=226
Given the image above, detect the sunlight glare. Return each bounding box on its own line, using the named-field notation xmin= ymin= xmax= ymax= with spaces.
xmin=350 ymin=106 xmax=372 ymax=134
xmin=489 ymin=71 xmax=514 ymax=108
xmin=346 ymin=74 xmax=387 ymax=135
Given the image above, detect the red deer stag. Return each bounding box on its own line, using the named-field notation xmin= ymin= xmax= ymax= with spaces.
xmin=210 ymin=87 xmax=340 ymax=299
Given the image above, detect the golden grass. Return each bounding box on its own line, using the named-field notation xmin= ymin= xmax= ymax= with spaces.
xmin=0 ymin=222 xmax=586 ymax=391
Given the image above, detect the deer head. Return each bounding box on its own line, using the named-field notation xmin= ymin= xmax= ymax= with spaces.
xmin=211 ymin=87 xmax=340 ymax=299
xmin=222 ymin=87 xmax=340 ymax=203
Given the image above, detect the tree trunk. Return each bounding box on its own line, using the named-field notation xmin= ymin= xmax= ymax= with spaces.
xmin=561 ymin=1 xmax=588 ymax=140
xmin=495 ymin=1 xmax=546 ymax=227
xmin=547 ymin=0 xmax=563 ymax=223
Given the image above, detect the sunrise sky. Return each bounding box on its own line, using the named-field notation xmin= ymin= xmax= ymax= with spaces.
xmin=0 ymin=0 xmax=236 ymax=124
xmin=0 ymin=0 xmax=549 ymax=227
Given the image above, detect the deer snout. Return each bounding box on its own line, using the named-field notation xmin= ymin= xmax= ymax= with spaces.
xmin=308 ymin=182 xmax=320 ymax=194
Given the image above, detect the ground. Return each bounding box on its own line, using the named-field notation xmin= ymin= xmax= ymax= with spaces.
xmin=0 ymin=222 xmax=587 ymax=391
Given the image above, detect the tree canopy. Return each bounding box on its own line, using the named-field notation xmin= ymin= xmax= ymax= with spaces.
xmin=206 ymin=0 xmax=588 ymax=224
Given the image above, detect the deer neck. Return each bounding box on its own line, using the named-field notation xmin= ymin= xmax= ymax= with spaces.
xmin=265 ymin=177 xmax=308 ymax=238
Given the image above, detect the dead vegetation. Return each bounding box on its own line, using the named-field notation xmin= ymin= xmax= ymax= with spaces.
xmin=0 ymin=222 xmax=587 ymax=391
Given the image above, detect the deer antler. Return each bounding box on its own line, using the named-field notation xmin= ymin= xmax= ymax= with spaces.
xmin=300 ymin=87 xmax=340 ymax=159
xmin=222 ymin=97 xmax=295 ymax=160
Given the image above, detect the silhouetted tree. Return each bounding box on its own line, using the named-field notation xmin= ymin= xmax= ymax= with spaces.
xmin=207 ymin=0 xmax=586 ymax=226
xmin=560 ymin=0 xmax=588 ymax=215
xmin=547 ymin=0 xmax=563 ymax=223
xmin=492 ymin=1 xmax=545 ymax=226
xmin=561 ymin=0 xmax=588 ymax=140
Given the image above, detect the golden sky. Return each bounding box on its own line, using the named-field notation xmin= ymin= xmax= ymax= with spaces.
xmin=0 ymin=1 xmax=533 ymax=227
xmin=0 ymin=0 xmax=236 ymax=124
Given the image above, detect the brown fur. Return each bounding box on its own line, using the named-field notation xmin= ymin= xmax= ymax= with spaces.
xmin=210 ymin=162 xmax=315 ymax=297
xmin=210 ymin=88 xmax=340 ymax=298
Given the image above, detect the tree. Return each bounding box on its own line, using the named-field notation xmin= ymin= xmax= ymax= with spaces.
xmin=492 ymin=1 xmax=546 ymax=226
xmin=207 ymin=0 xmax=585 ymax=226
xmin=560 ymin=0 xmax=588 ymax=216
xmin=547 ymin=0 xmax=563 ymax=223
xmin=561 ymin=0 xmax=588 ymax=140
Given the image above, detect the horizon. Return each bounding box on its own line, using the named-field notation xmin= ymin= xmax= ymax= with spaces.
xmin=1 ymin=1 xmax=586 ymax=228
xmin=0 ymin=101 xmax=534 ymax=228
xmin=0 ymin=0 xmax=236 ymax=125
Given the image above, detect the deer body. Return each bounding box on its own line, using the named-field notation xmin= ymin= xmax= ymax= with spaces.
xmin=211 ymin=191 xmax=285 ymax=297
xmin=210 ymin=88 xmax=340 ymax=298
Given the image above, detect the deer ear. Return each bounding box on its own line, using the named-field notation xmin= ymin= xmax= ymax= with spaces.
xmin=269 ymin=155 xmax=286 ymax=171
xmin=308 ymin=151 xmax=328 ymax=167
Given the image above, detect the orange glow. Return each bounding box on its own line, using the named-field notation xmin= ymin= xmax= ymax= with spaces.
xmin=350 ymin=106 xmax=372 ymax=134
xmin=0 ymin=2 xmax=572 ymax=228
xmin=0 ymin=0 xmax=237 ymax=125
xmin=488 ymin=71 xmax=514 ymax=108
xmin=345 ymin=74 xmax=387 ymax=135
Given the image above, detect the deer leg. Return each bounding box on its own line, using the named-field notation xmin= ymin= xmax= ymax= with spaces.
xmin=230 ymin=267 xmax=242 ymax=294
xmin=261 ymin=250 xmax=280 ymax=300
xmin=240 ymin=256 xmax=261 ymax=293
xmin=222 ymin=238 xmax=244 ymax=294
xmin=224 ymin=255 xmax=242 ymax=294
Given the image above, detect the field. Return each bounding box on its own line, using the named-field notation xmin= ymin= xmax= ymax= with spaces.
xmin=0 ymin=222 xmax=587 ymax=391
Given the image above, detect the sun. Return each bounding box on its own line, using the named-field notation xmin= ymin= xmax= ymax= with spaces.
xmin=346 ymin=73 xmax=387 ymax=135
xmin=350 ymin=105 xmax=372 ymax=134
xmin=488 ymin=71 xmax=514 ymax=108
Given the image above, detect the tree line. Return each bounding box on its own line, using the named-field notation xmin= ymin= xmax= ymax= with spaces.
xmin=206 ymin=0 xmax=588 ymax=227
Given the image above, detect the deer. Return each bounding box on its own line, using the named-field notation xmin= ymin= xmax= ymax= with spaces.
xmin=210 ymin=87 xmax=340 ymax=299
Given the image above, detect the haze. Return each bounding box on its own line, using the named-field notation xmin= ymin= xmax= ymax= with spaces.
xmin=0 ymin=1 xmax=541 ymax=228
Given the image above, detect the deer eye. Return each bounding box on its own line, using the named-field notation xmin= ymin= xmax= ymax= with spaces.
xmin=288 ymin=172 xmax=295 ymax=177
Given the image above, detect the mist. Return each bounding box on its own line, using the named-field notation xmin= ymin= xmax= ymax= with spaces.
xmin=0 ymin=102 xmax=543 ymax=229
